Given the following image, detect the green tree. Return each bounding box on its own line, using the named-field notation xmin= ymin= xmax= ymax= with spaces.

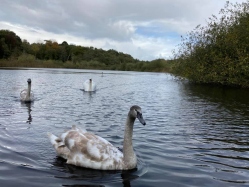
xmin=0 ymin=30 xmax=22 ymax=58
xmin=22 ymin=39 xmax=31 ymax=54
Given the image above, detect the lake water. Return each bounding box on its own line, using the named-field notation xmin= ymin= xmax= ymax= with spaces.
xmin=0 ymin=68 xmax=249 ymax=187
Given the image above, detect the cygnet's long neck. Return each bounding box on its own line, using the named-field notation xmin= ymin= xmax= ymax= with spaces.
xmin=89 ymin=81 xmax=92 ymax=91
xmin=123 ymin=114 xmax=137 ymax=169
xmin=26 ymin=83 xmax=31 ymax=101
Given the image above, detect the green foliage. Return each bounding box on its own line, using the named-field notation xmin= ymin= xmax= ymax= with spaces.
xmin=0 ymin=29 xmax=174 ymax=73
xmin=18 ymin=53 xmax=36 ymax=62
xmin=0 ymin=38 xmax=11 ymax=58
xmin=0 ymin=30 xmax=22 ymax=58
xmin=173 ymin=1 xmax=249 ymax=88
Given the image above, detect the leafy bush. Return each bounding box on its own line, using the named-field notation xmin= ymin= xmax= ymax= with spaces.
xmin=173 ymin=1 xmax=249 ymax=88
xmin=18 ymin=54 xmax=36 ymax=63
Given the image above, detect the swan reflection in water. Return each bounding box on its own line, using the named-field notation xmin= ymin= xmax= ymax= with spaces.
xmin=52 ymin=156 xmax=139 ymax=187
xmin=21 ymin=102 xmax=33 ymax=124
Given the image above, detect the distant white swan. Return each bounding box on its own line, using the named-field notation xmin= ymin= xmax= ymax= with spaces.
xmin=83 ymin=79 xmax=96 ymax=92
xmin=20 ymin=78 xmax=34 ymax=102
xmin=48 ymin=105 xmax=146 ymax=170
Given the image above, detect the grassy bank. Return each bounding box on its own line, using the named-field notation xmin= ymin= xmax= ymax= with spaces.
xmin=0 ymin=56 xmax=174 ymax=72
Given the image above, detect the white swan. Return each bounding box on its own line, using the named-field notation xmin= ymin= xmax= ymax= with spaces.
xmin=48 ymin=105 xmax=146 ymax=170
xmin=83 ymin=79 xmax=96 ymax=92
xmin=20 ymin=78 xmax=34 ymax=102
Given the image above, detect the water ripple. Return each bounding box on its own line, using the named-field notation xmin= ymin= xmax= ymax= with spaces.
xmin=0 ymin=68 xmax=249 ymax=186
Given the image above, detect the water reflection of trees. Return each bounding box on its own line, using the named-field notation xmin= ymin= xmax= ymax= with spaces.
xmin=181 ymin=82 xmax=249 ymax=172
xmin=181 ymin=82 xmax=249 ymax=117
xmin=52 ymin=157 xmax=138 ymax=187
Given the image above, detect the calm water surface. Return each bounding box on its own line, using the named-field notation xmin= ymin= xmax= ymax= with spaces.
xmin=0 ymin=68 xmax=249 ymax=187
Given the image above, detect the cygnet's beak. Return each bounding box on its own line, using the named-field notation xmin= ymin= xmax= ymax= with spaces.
xmin=137 ymin=112 xmax=146 ymax=125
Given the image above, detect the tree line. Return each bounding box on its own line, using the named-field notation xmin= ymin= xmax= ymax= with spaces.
xmin=0 ymin=29 xmax=170 ymax=71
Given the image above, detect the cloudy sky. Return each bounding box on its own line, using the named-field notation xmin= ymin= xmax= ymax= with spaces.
xmin=0 ymin=0 xmax=246 ymax=61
